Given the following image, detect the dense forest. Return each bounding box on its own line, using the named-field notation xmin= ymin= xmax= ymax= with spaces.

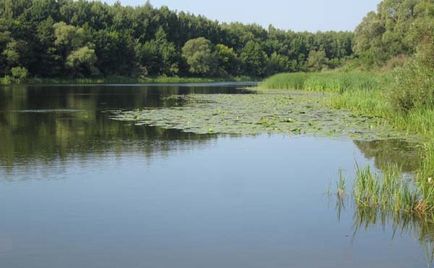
xmin=0 ymin=0 xmax=354 ymax=80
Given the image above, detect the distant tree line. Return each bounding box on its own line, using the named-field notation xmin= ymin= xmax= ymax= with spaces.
xmin=0 ymin=0 xmax=354 ymax=80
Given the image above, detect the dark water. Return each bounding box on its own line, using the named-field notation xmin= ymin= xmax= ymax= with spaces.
xmin=0 ymin=84 xmax=429 ymax=268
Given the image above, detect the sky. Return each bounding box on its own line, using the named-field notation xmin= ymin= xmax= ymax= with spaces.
xmin=104 ymin=0 xmax=381 ymax=32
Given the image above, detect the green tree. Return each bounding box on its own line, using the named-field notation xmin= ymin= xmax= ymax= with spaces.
xmin=240 ymin=41 xmax=267 ymax=77
xmin=182 ymin=37 xmax=217 ymax=76
xmin=0 ymin=0 xmax=357 ymax=79
xmin=53 ymin=21 xmax=98 ymax=76
xmin=307 ymin=49 xmax=327 ymax=71
xmin=266 ymin=52 xmax=290 ymax=75
xmin=215 ymin=44 xmax=239 ymax=75
xmin=65 ymin=46 xmax=98 ymax=75
xmin=10 ymin=66 xmax=28 ymax=82
xmin=353 ymin=0 xmax=433 ymax=66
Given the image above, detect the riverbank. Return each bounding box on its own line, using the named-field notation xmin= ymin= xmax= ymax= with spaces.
xmin=0 ymin=75 xmax=255 ymax=85
xmin=260 ymin=71 xmax=434 ymax=140
xmin=261 ymin=70 xmax=434 ymax=219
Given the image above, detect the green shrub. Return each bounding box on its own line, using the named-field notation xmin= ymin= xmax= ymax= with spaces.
xmin=389 ymin=60 xmax=434 ymax=113
xmin=0 ymin=75 xmax=13 ymax=85
xmin=10 ymin=67 xmax=29 ymax=83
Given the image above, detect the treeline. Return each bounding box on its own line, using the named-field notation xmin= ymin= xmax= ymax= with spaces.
xmin=0 ymin=0 xmax=354 ymax=80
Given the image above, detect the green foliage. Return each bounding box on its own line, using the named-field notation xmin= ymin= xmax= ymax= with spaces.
xmin=240 ymin=41 xmax=268 ymax=77
xmin=0 ymin=0 xmax=354 ymax=81
xmin=260 ymin=73 xmax=309 ymax=90
xmin=261 ymin=71 xmax=389 ymax=93
xmin=266 ymin=52 xmax=291 ymax=75
xmin=182 ymin=37 xmax=217 ymax=76
xmin=135 ymin=28 xmax=179 ymax=76
xmin=10 ymin=66 xmax=28 ymax=81
xmin=53 ymin=22 xmax=86 ymax=49
xmin=389 ymin=59 xmax=434 ymax=113
xmin=65 ymin=46 xmax=98 ymax=75
xmin=307 ymin=49 xmax=327 ymax=71
xmin=353 ymin=0 xmax=434 ymax=66
xmin=23 ymin=76 xmax=245 ymax=85
xmin=215 ymin=44 xmax=239 ymax=75
xmin=387 ymin=13 xmax=434 ymax=113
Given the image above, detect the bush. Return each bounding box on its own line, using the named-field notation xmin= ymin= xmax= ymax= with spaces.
xmin=0 ymin=75 xmax=13 ymax=85
xmin=389 ymin=60 xmax=434 ymax=113
xmin=10 ymin=67 xmax=29 ymax=82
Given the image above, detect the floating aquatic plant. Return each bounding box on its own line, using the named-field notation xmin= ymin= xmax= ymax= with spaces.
xmin=109 ymin=90 xmax=414 ymax=141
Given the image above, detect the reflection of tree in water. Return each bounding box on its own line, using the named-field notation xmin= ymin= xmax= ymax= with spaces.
xmin=0 ymin=115 xmax=215 ymax=167
xmin=0 ymin=85 xmax=248 ymax=175
xmin=354 ymin=139 xmax=422 ymax=173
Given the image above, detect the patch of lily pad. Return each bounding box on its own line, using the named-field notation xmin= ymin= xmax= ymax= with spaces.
xmin=108 ymin=89 xmax=415 ymax=140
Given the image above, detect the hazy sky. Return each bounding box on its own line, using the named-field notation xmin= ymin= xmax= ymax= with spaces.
xmin=104 ymin=0 xmax=381 ymax=32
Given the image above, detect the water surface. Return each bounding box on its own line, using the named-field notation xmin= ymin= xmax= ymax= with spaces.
xmin=0 ymin=84 xmax=429 ymax=268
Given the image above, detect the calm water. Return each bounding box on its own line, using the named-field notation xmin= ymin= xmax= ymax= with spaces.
xmin=0 ymin=84 xmax=429 ymax=268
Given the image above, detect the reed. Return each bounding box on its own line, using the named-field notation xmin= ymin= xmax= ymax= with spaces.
xmin=350 ymin=165 xmax=433 ymax=217
xmin=260 ymin=71 xmax=390 ymax=93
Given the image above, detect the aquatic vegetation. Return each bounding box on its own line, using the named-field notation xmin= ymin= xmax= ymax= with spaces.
xmin=334 ymin=164 xmax=434 ymax=267
xmin=336 ymin=170 xmax=346 ymax=200
xmin=109 ymin=90 xmax=411 ymax=140
xmin=353 ymin=166 xmax=431 ymax=215
xmin=330 ymin=164 xmax=434 ymax=266
xmin=333 ymin=164 xmax=434 ymax=228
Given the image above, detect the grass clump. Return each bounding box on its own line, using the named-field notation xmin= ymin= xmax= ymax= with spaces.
xmin=335 ymin=165 xmax=434 ymax=219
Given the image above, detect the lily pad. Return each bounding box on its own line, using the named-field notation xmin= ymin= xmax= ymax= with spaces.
xmin=109 ymin=90 xmax=417 ymax=141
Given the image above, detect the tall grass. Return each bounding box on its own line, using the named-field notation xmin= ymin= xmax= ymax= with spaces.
xmin=261 ymin=68 xmax=434 ymax=220
xmin=261 ymin=69 xmax=434 ymax=139
xmin=260 ymin=71 xmax=390 ymax=93
xmin=352 ymin=165 xmax=432 ymax=216
xmin=327 ymin=90 xmax=391 ymax=117
xmin=259 ymin=73 xmax=309 ymax=90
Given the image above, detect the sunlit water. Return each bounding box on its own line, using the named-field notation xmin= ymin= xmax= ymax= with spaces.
xmin=0 ymin=84 xmax=429 ymax=268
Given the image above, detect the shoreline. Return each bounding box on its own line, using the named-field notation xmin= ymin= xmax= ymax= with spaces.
xmin=0 ymin=76 xmax=257 ymax=86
